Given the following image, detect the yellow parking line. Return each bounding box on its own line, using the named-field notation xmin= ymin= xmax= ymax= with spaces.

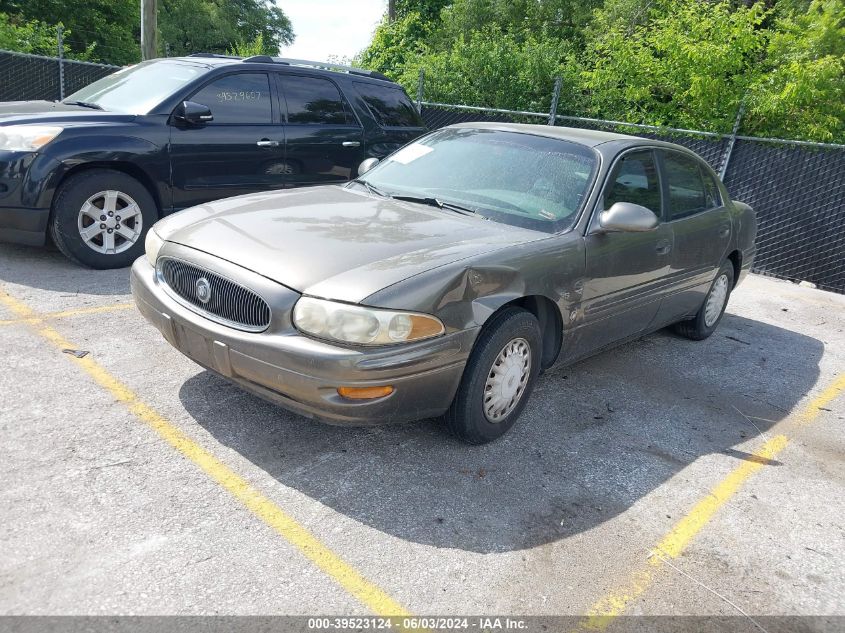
xmin=0 ymin=302 xmax=134 ymax=326
xmin=579 ymin=372 xmax=845 ymax=631
xmin=0 ymin=288 xmax=411 ymax=617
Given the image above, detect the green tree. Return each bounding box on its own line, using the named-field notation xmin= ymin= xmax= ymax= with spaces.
xmin=745 ymin=0 xmax=845 ymax=141
xmin=0 ymin=13 xmax=64 ymax=56
xmin=0 ymin=0 xmax=140 ymax=64
xmin=397 ymin=28 xmax=579 ymax=113
xmin=0 ymin=0 xmax=293 ymax=64
xmin=581 ymin=0 xmax=768 ymax=132
xmin=358 ymin=11 xmax=435 ymax=78
xmin=161 ymin=0 xmax=293 ymax=58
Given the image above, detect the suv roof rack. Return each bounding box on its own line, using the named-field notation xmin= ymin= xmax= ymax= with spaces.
xmin=241 ymin=55 xmax=391 ymax=81
xmin=186 ymin=53 xmax=241 ymax=59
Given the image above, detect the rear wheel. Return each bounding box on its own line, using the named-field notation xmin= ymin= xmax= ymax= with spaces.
xmin=443 ymin=307 xmax=542 ymax=444
xmin=674 ymin=261 xmax=735 ymax=340
xmin=49 ymin=169 xmax=157 ymax=269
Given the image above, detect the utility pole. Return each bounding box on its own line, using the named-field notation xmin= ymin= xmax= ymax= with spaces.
xmin=388 ymin=0 xmax=396 ymax=22
xmin=140 ymin=0 xmax=158 ymax=60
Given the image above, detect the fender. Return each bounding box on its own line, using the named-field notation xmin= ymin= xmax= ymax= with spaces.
xmin=35 ymin=127 xmax=169 ymax=212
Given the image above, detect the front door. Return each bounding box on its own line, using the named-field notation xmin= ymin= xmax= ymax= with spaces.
xmin=169 ymin=72 xmax=286 ymax=211
xmin=573 ymin=149 xmax=673 ymax=358
xmin=657 ymin=150 xmax=732 ymax=323
xmin=276 ymin=73 xmax=364 ymax=186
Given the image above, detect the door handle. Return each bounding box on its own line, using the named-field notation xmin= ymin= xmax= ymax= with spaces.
xmin=342 ymin=141 xmax=361 ymax=148
xmin=655 ymin=240 xmax=672 ymax=256
xmin=719 ymin=225 xmax=730 ymax=238
xmin=256 ymin=139 xmax=280 ymax=148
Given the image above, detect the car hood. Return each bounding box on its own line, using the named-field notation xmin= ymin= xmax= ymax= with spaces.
xmin=0 ymin=101 xmax=134 ymax=125
xmin=156 ymin=185 xmax=544 ymax=304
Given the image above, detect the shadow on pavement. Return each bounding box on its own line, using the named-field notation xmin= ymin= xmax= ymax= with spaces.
xmin=180 ymin=313 xmax=822 ymax=553
xmin=0 ymin=244 xmax=130 ymax=296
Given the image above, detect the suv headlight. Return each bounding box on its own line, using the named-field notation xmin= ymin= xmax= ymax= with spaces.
xmin=145 ymin=228 xmax=164 ymax=266
xmin=0 ymin=125 xmax=63 ymax=152
xmin=293 ymin=297 xmax=445 ymax=345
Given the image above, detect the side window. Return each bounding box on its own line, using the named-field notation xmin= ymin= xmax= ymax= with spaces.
xmin=700 ymin=165 xmax=722 ymax=209
xmin=190 ymin=73 xmax=271 ymax=124
xmin=663 ymin=152 xmax=711 ymax=220
xmin=353 ymin=81 xmax=424 ymax=127
xmin=280 ymin=75 xmax=356 ymax=125
xmin=603 ymin=150 xmax=662 ymax=216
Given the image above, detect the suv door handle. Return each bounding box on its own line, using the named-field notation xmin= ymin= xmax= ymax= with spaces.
xmin=719 ymin=225 xmax=730 ymax=238
xmin=342 ymin=141 xmax=361 ymax=148
xmin=655 ymin=240 xmax=672 ymax=256
xmin=256 ymin=139 xmax=280 ymax=148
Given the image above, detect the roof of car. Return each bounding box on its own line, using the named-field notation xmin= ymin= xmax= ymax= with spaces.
xmin=167 ymin=54 xmax=394 ymax=83
xmin=444 ymin=121 xmax=649 ymax=148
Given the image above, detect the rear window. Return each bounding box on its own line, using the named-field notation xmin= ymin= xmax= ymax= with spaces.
xmin=354 ymin=81 xmax=423 ymax=128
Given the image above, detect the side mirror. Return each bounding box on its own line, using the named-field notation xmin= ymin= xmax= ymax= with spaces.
xmin=357 ymin=157 xmax=380 ymax=176
xmin=599 ymin=202 xmax=659 ymax=233
xmin=174 ymin=101 xmax=213 ymax=125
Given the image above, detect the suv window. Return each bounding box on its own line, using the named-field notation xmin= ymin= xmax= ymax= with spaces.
xmin=280 ymin=75 xmax=356 ymax=125
xmin=190 ymin=73 xmax=272 ymax=124
xmin=353 ymin=82 xmax=423 ymax=127
xmin=603 ymin=150 xmax=662 ymax=216
xmin=663 ymin=152 xmax=712 ymax=220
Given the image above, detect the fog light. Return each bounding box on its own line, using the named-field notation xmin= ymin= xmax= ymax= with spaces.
xmin=337 ymin=386 xmax=394 ymax=400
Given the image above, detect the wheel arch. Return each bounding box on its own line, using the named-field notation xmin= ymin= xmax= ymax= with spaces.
xmin=49 ymin=162 xmax=164 ymax=220
xmin=497 ymin=295 xmax=563 ymax=370
xmin=726 ymin=249 xmax=742 ymax=288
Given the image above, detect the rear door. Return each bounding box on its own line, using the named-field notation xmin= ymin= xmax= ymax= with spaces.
xmin=572 ymin=149 xmax=673 ymax=358
xmin=656 ymin=150 xmax=732 ymax=323
xmin=276 ymin=73 xmax=364 ymax=186
xmin=169 ymin=72 xmax=286 ymax=210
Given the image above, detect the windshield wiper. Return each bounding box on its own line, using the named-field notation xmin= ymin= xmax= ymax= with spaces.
xmin=390 ymin=194 xmax=480 ymax=218
xmin=351 ymin=178 xmax=389 ymax=198
xmin=62 ymin=100 xmax=104 ymax=110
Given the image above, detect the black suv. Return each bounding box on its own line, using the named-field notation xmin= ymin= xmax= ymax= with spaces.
xmin=0 ymin=54 xmax=427 ymax=268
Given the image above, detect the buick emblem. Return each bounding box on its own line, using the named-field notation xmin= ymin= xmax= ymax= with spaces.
xmin=195 ymin=277 xmax=212 ymax=304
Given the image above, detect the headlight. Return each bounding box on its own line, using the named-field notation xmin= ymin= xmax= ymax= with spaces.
xmin=293 ymin=297 xmax=445 ymax=345
xmin=145 ymin=228 xmax=164 ymax=266
xmin=0 ymin=125 xmax=63 ymax=152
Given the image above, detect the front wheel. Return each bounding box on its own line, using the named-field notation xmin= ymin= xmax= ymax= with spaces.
xmin=674 ymin=261 xmax=735 ymax=340
xmin=443 ymin=307 xmax=542 ymax=444
xmin=49 ymin=169 xmax=157 ymax=269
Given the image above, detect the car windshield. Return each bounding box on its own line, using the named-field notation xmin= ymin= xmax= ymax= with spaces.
xmin=62 ymin=60 xmax=208 ymax=114
xmin=357 ymin=127 xmax=598 ymax=233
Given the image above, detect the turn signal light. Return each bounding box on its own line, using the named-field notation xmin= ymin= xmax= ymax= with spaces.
xmin=337 ymin=386 xmax=394 ymax=400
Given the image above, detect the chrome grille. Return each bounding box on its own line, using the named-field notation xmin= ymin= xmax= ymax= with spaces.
xmin=158 ymin=257 xmax=271 ymax=332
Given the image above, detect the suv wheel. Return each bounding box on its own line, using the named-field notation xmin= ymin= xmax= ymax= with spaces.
xmin=673 ymin=261 xmax=735 ymax=340
xmin=443 ymin=307 xmax=542 ymax=444
xmin=50 ymin=169 xmax=157 ymax=269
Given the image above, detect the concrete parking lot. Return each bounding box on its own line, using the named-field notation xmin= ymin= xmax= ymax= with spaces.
xmin=1 ymin=242 xmax=843 ymax=628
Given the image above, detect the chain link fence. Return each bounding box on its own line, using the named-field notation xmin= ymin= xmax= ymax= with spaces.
xmin=0 ymin=50 xmax=118 ymax=102
xmin=420 ymin=102 xmax=845 ymax=295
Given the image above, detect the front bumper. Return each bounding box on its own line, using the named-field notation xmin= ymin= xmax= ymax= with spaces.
xmin=131 ymin=253 xmax=476 ymax=425
xmin=0 ymin=150 xmax=53 ymax=245
xmin=0 ymin=206 xmax=50 ymax=245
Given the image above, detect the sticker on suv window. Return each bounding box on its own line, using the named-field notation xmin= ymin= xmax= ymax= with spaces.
xmin=389 ymin=143 xmax=433 ymax=164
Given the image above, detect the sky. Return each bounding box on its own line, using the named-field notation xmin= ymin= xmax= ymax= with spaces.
xmin=278 ymin=0 xmax=387 ymax=63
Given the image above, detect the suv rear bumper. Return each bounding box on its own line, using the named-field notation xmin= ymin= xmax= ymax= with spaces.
xmin=131 ymin=256 xmax=475 ymax=425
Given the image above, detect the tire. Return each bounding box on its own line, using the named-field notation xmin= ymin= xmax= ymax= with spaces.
xmin=673 ymin=261 xmax=735 ymax=340
xmin=443 ymin=307 xmax=542 ymax=444
xmin=49 ymin=169 xmax=157 ymax=269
